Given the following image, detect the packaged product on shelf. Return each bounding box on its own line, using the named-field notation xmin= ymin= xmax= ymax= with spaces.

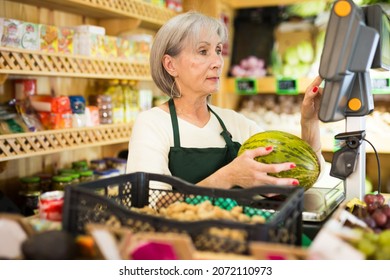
xmin=0 ymin=18 xmax=39 ymax=51
xmin=138 ymin=89 xmax=153 ymax=111
xmin=79 ymin=170 xmax=95 ymax=182
xmin=39 ymin=191 xmax=64 ymax=222
xmin=88 ymin=95 xmax=113 ymax=125
xmin=102 ymin=35 xmax=118 ymax=58
xmin=73 ymin=25 xmax=106 ymax=57
xmin=123 ymin=80 xmax=140 ymax=123
xmin=51 ymin=175 xmax=73 ymax=191
xmin=72 ymin=160 xmax=89 ymax=172
xmin=0 ymin=18 xmax=21 ymax=48
xmin=90 ymin=159 xmax=107 ymax=171
xmin=85 ymin=105 xmax=100 ymax=127
xmin=116 ymin=37 xmax=134 ymax=60
xmin=104 ymin=80 xmax=125 ymax=123
xmin=94 ymin=168 xmax=120 ymax=179
xmin=0 ymin=112 xmax=28 ymax=134
xmin=69 ymin=95 xmax=86 ymax=128
xmin=111 ymin=158 xmax=127 ymax=175
xmin=39 ymin=24 xmax=58 ymax=52
xmin=120 ymin=33 xmax=153 ymax=63
xmin=50 ymin=96 xmax=72 ymax=129
xmin=21 ymin=21 xmax=39 ymax=51
xmin=14 ymin=79 xmax=37 ymax=101
xmin=58 ymin=26 xmax=74 ymax=54
xmin=18 ymin=176 xmax=42 ymax=216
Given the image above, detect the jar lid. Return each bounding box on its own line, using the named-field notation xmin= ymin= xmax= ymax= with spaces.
xmin=20 ymin=176 xmax=40 ymax=183
xmin=61 ymin=172 xmax=80 ymax=179
xmin=90 ymin=159 xmax=106 ymax=164
xmin=72 ymin=160 xmax=88 ymax=168
xmin=52 ymin=175 xmax=73 ymax=182
xmin=59 ymin=168 xmax=77 ymax=174
xmin=112 ymin=158 xmax=127 ymax=164
xmin=80 ymin=170 xmax=94 ymax=176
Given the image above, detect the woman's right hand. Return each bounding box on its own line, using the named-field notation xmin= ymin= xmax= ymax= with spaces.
xmin=220 ymin=146 xmax=299 ymax=188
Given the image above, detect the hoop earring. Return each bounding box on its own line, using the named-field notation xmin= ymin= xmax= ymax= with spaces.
xmin=170 ymin=80 xmax=182 ymax=98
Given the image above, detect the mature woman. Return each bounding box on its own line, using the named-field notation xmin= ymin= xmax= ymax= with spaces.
xmin=126 ymin=11 xmax=324 ymax=189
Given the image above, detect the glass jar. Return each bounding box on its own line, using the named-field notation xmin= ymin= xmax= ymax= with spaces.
xmin=111 ymin=158 xmax=127 ymax=175
xmin=61 ymin=172 xmax=80 ymax=185
xmin=51 ymin=175 xmax=73 ymax=191
xmin=90 ymin=159 xmax=106 ymax=171
xmin=18 ymin=176 xmax=41 ymax=216
xmin=79 ymin=170 xmax=95 ymax=182
xmin=72 ymin=160 xmax=89 ymax=171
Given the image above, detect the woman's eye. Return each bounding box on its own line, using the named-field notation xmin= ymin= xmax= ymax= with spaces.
xmin=216 ymin=48 xmax=222 ymax=55
xmin=199 ymin=49 xmax=207 ymax=55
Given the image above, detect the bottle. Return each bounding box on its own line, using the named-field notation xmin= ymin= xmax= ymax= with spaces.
xmin=105 ymin=80 xmax=125 ymax=124
xmin=121 ymin=80 xmax=132 ymax=123
xmin=126 ymin=80 xmax=140 ymax=123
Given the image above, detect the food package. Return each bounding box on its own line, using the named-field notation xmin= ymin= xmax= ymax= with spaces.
xmin=102 ymin=35 xmax=118 ymax=58
xmin=1 ymin=18 xmax=39 ymax=51
xmin=39 ymin=24 xmax=58 ymax=52
xmin=73 ymin=25 xmax=106 ymax=57
xmin=58 ymin=27 xmax=74 ymax=54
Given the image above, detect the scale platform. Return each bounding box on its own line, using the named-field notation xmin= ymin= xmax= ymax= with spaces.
xmin=302 ymin=163 xmax=346 ymax=222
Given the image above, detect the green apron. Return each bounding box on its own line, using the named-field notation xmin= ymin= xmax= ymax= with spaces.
xmin=168 ymin=99 xmax=241 ymax=184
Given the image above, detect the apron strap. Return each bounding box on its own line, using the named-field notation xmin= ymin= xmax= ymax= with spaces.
xmin=168 ymin=98 xmax=181 ymax=147
xmin=208 ymin=106 xmax=238 ymax=161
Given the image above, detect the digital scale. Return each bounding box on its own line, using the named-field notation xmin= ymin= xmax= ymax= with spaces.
xmin=303 ymin=0 xmax=389 ymax=222
xmin=303 ymin=163 xmax=345 ymax=222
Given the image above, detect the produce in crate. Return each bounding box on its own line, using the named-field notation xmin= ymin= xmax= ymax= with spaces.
xmin=237 ymin=130 xmax=320 ymax=190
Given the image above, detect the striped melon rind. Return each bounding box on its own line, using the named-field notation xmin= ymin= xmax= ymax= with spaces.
xmin=238 ymin=130 xmax=320 ymax=190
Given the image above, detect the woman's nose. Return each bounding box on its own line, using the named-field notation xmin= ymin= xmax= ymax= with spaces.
xmin=211 ymin=53 xmax=223 ymax=68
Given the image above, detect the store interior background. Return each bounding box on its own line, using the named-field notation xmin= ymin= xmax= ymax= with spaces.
xmin=1 ymin=0 xmax=390 ymax=211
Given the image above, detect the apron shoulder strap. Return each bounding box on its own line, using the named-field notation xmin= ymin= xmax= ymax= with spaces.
xmin=208 ymin=105 xmax=238 ymax=160
xmin=168 ymin=99 xmax=181 ymax=147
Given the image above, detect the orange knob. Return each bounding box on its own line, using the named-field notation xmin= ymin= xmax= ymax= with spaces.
xmin=334 ymin=0 xmax=351 ymax=17
xmin=348 ymin=98 xmax=362 ymax=111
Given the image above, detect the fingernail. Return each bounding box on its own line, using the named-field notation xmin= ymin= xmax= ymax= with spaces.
xmin=290 ymin=163 xmax=296 ymax=169
xmin=292 ymin=180 xmax=299 ymax=186
xmin=265 ymin=146 xmax=273 ymax=151
xmin=312 ymin=86 xmax=319 ymax=93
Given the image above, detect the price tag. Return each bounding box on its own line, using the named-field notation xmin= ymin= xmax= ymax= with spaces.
xmin=276 ymin=78 xmax=298 ymax=95
xmin=372 ymin=78 xmax=390 ymax=94
xmin=235 ymin=78 xmax=258 ymax=95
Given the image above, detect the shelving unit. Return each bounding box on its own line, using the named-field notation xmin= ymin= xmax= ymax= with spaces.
xmin=12 ymin=0 xmax=177 ymax=29
xmin=0 ymin=47 xmax=151 ymax=80
xmin=0 ymin=0 xmax=176 ymax=192
xmin=0 ymin=123 xmax=132 ymax=161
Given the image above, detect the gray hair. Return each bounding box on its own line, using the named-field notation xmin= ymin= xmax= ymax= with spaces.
xmin=150 ymin=11 xmax=228 ymax=98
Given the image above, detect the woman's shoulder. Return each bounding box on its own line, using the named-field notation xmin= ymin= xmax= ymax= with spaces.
xmin=208 ymin=105 xmax=250 ymax=121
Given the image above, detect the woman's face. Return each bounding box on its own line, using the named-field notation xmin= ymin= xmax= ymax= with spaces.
xmin=173 ymin=32 xmax=224 ymax=97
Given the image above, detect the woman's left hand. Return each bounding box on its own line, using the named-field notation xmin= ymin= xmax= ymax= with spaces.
xmin=301 ymin=75 xmax=323 ymax=124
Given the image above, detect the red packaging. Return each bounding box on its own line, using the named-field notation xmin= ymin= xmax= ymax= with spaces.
xmin=39 ymin=191 xmax=64 ymax=222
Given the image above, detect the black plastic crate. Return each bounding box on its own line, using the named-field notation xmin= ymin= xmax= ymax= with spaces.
xmin=62 ymin=172 xmax=304 ymax=254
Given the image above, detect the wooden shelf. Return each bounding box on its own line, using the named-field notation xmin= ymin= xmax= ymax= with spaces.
xmin=0 ymin=47 xmax=151 ymax=80
xmin=224 ymin=76 xmax=313 ymax=94
xmin=227 ymin=0 xmax=332 ymax=9
xmin=13 ymin=0 xmax=177 ymax=29
xmin=0 ymin=123 xmax=132 ymax=162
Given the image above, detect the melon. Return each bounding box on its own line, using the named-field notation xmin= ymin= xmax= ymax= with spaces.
xmin=238 ymin=130 xmax=320 ymax=190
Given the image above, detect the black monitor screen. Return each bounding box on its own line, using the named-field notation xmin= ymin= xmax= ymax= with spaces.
xmin=365 ymin=5 xmax=390 ymax=71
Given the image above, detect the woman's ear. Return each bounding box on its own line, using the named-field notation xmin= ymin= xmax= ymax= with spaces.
xmin=162 ymin=54 xmax=177 ymax=77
